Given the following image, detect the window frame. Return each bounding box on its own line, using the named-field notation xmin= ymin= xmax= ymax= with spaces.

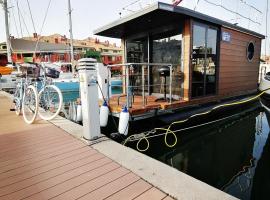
xmin=247 ymin=41 xmax=255 ymax=62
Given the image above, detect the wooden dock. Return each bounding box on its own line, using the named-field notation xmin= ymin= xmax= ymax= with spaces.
xmin=0 ymin=94 xmax=173 ymax=200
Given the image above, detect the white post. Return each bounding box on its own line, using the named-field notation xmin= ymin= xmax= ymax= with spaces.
xmin=266 ymin=0 xmax=269 ymax=57
xmin=78 ymin=59 xmax=101 ymax=140
xmin=68 ymin=0 xmax=75 ymax=73
xmin=3 ymin=0 xmax=12 ymax=63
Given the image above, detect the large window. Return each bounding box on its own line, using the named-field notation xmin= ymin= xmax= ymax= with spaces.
xmin=152 ymin=34 xmax=182 ymax=64
xmin=152 ymin=33 xmax=182 ymax=97
xmin=192 ymin=23 xmax=218 ymax=97
xmin=126 ymin=38 xmax=148 ymax=95
xmin=125 ymin=29 xmax=183 ymax=98
xmin=126 ymin=38 xmax=148 ymax=63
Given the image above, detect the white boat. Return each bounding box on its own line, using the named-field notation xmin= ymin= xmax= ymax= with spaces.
xmin=0 ymin=63 xmax=37 ymax=92
xmin=258 ymin=63 xmax=270 ymax=96
xmin=0 ymin=74 xmax=17 ymax=91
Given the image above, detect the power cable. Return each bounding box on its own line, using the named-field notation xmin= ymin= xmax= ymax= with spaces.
xmin=194 ymin=0 xmax=200 ymax=10
xmin=240 ymin=0 xmax=262 ymax=14
xmin=123 ymin=0 xmax=141 ymax=10
xmin=123 ymin=88 xmax=270 ymax=152
xmin=17 ymin=4 xmax=30 ymax=37
xmin=26 ymin=0 xmax=37 ymax=34
xmin=16 ymin=0 xmax=23 ymax=37
xmin=202 ymin=0 xmax=261 ymax=26
xmin=10 ymin=0 xmax=19 ymax=37
xmin=97 ymin=81 xmax=119 ymax=131
xmin=34 ymin=0 xmax=52 ymax=54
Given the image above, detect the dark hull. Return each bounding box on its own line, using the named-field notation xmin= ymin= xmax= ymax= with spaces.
xmin=102 ymin=94 xmax=261 ymax=139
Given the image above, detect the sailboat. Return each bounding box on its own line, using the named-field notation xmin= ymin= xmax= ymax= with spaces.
xmin=0 ymin=0 xmax=18 ymax=91
xmin=258 ymin=0 xmax=269 ymax=99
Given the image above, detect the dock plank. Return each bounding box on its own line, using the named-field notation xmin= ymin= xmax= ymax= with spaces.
xmin=0 ymin=150 xmax=104 ymax=192
xmin=0 ymin=148 xmax=97 ymax=181
xmin=44 ymin=167 xmax=129 ymax=200
xmin=134 ymin=187 xmax=167 ymax=200
xmin=0 ymin=140 xmax=84 ymax=167
xmin=0 ymin=93 xmax=169 ymax=200
xmin=0 ymin=145 xmax=88 ymax=174
xmin=77 ymin=173 xmax=140 ymax=200
xmin=105 ymin=179 xmax=152 ymax=200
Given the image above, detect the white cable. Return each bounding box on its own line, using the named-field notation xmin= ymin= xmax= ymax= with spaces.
xmin=203 ymin=0 xmax=261 ymax=26
xmin=34 ymin=0 xmax=52 ymax=54
xmin=26 ymin=0 xmax=37 ymax=34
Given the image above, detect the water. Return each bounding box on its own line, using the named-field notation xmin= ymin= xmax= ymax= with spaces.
xmin=111 ymin=79 xmax=123 ymax=94
xmin=54 ymin=80 xmax=123 ymax=103
xmin=54 ymin=82 xmax=80 ymax=102
xmin=128 ymin=105 xmax=270 ymax=200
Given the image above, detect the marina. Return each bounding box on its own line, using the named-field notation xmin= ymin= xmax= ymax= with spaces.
xmin=0 ymin=0 xmax=270 ymax=199
xmin=0 ymin=92 xmax=233 ymax=200
xmin=125 ymin=101 xmax=270 ymax=200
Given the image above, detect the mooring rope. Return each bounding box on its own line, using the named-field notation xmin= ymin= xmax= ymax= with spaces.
xmin=123 ymin=88 xmax=270 ymax=152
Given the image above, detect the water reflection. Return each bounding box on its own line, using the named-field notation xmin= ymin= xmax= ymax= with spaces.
xmin=145 ymin=108 xmax=270 ymax=200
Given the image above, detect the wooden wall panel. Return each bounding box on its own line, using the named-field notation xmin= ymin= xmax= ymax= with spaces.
xmin=183 ymin=19 xmax=191 ymax=101
xmin=218 ymin=27 xmax=262 ymax=96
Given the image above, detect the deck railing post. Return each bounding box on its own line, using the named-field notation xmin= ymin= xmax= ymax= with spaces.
xmin=169 ymin=64 xmax=172 ymax=104
xmin=126 ymin=65 xmax=130 ymax=108
xmin=107 ymin=67 xmax=110 ymax=104
xmin=147 ymin=64 xmax=150 ymax=95
xmin=142 ymin=65 xmax=145 ymax=107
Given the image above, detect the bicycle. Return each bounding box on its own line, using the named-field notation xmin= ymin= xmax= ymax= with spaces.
xmin=13 ymin=64 xmax=39 ymax=124
xmin=37 ymin=63 xmax=63 ymax=121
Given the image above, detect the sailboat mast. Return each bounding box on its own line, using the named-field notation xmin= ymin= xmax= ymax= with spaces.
xmin=3 ymin=0 xmax=12 ymax=63
xmin=68 ymin=0 xmax=75 ymax=73
xmin=266 ymin=0 xmax=269 ymax=57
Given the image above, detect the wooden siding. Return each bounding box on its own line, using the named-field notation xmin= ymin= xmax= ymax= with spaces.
xmin=219 ymin=27 xmax=261 ymax=96
xmin=183 ymin=19 xmax=191 ymax=101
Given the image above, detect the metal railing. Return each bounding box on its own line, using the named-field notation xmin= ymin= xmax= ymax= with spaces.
xmin=107 ymin=63 xmax=175 ymax=108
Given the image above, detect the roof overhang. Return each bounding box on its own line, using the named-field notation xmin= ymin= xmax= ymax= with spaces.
xmin=94 ymin=2 xmax=265 ymax=39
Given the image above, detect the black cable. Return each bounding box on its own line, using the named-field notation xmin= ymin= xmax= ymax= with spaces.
xmin=96 ymin=81 xmax=118 ymax=131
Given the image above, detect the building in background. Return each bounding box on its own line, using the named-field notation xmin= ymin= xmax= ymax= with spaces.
xmin=0 ymin=34 xmax=123 ymax=66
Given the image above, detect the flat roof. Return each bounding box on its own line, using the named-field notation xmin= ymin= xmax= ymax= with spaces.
xmin=94 ymin=2 xmax=265 ymax=39
xmin=0 ymin=39 xmax=70 ymax=54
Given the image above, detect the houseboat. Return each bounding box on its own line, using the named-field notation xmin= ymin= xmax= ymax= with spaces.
xmin=94 ymin=1 xmax=264 ymax=124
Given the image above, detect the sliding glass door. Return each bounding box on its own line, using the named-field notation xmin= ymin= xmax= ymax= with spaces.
xmin=191 ymin=23 xmax=218 ymax=98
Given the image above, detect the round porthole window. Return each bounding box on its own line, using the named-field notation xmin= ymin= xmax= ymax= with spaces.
xmin=247 ymin=42 xmax=255 ymax=61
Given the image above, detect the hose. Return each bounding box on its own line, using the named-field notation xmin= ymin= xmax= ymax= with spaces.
xmin=96 ymin=81 xmax=118 ymax=131
xmin=123 ymin=88 xmax=270 ymax=152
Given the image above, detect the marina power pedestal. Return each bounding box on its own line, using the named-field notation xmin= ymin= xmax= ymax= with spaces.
xmin=78 ymin=58 xmax=101 ymax=140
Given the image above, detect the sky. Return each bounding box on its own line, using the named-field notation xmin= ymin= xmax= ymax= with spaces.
xmin=0 ymin=0 xmax=269 ymax=54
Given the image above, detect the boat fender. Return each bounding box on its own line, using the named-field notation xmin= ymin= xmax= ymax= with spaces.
xmin=72 ymin=102 xmax=77 ymax=122
xmin=100 ymin=101 xmax=109 ymax=127
xmin=76 ymin=104 xmax=82 ymax=122
xmin=118 ymin=106 xmax=129 ymax=136
xmin=68 ymin=102 xmax=73 ymax=120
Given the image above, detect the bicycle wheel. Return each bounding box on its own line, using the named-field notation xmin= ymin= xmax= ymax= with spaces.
xmin=13 ymin=84 xmax=22 ymax=116
xmin=22 ymin=85 xmax=38 ymax=124
xmin=38 ymin=85 xmax=63 ymax=121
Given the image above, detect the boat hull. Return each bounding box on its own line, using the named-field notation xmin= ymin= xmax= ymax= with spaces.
xmin=259 ymin=76 xmax=270 ymax=95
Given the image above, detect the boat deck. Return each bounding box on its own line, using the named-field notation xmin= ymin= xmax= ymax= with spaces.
xmin=0 ymin=94 xmax=173 ymax=200
xmin=107 ymin=95 xmax=189 ymax=116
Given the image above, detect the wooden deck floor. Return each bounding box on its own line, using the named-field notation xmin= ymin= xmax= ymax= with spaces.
xmin=107 ymin=95 xmax=189 ymax=115
xmin=0 ymin=94 xmax=173 ymax=200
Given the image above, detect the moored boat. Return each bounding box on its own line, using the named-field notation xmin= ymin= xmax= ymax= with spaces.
xmin=258 ymin=63 xmax=270 ymax=99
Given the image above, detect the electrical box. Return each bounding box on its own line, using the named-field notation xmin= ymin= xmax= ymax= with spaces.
xmin=78 ymin=58 xmax=101 ymax=140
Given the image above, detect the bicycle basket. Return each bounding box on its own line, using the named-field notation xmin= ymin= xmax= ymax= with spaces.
xmin=19 ymin=63 xmax=40 ymax=78
xmin=45 ymin=67 xmax=60 ymax=78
